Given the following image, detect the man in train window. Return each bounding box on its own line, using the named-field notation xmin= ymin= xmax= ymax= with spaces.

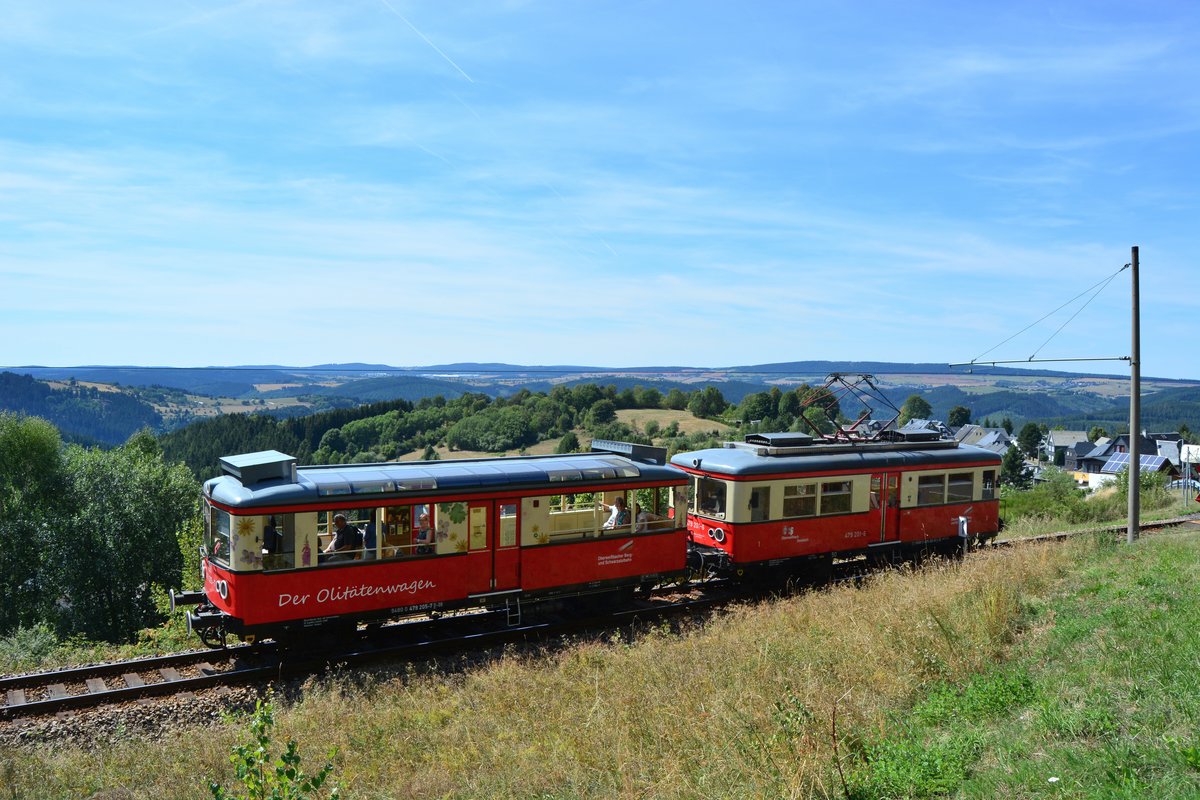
xmin=323 ymin=513 xmax=363 ymax=562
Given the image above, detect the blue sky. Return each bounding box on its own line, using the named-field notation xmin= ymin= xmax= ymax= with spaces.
xmin=2 ymin=1 xmax=1197 ymax=377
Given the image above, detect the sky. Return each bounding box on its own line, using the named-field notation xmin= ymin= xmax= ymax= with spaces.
xmin=1 ymin=1 xmax=1197 ymax=378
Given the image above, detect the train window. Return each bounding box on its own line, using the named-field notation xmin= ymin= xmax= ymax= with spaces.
xmin=982 ymin=470 xmax=997 ymax=500
xmin=749 ymin=486 xmax=771 ymax=522
xmin=499 ymin=503 xmax=518 ymax=547
xmin=917 ymin=475 xmax=946 ymax=505
xmin=206 ymin=507 xmax=231 ymax=567
xmin=469 ymin=505 xmax=487 ymax=550
xmin=536 ymin=493 xmax=603 ymax=542
xmin=783 ymin=484 xmax=816 ymax=518
xmin=634 ymin=487 xmax=671 ymax=531
xmin=947 ymin=473 xmax=974 ymax=503
xmin=820 ymin=481 xmax=852 ymax=515
xmin=696 ymin=477 xmax=728 ymax=519
xmin=262 ymin=514 xmax=297 ymax=571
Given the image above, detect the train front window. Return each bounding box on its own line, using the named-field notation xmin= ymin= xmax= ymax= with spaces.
xmin=695 ymin=477 xmax=728 ymax=519
xmin=206 ymin=507 xmax=231 ymax=567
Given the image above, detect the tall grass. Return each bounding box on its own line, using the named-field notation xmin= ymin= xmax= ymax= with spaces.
xmin=2 ymin=540 xmax=1084 ymax=799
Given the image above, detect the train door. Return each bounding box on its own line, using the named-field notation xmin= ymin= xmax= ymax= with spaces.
xmin=872 ymin=472 xmax=901 ymax=542
xmin=465 ymin=501 xmax=492 ymax=594
xmin=493 ymin=500 xmax=520 ymax=592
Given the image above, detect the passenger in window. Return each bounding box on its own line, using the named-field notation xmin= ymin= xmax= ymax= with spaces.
xmin=322 ymin=514 xmax=362 ymax=562
xmin=415 ymin=512 xmax=434 ymax=554
xmin=636 ymin=505 xmax=662 ymax=532
xmin=262 ymin=516 xmax=281 ymax=554
xmin=600 ymin=496 xmax=630 ymax=529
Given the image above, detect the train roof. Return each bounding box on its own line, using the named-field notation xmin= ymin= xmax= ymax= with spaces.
xmin=671 ymin=437 xmax=1002 ymax=477
xmin=205 ymin=447 xmax=687 ymax=510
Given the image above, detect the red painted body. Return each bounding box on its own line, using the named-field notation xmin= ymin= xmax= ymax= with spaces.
xmin=679 ymin=452 xmax=1002 ymax=569
xmin=203 ymin=526 xmax=687 ymax=629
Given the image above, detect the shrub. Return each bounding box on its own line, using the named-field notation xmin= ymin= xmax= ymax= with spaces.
xmin=0 ymin=623 xmax=59 ymax=671
xmin=210 ymin=699 xmax=340 ymax=800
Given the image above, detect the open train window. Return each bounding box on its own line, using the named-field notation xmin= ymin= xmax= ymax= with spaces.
xmin=261 ymin=514 xmax=297 ymax=571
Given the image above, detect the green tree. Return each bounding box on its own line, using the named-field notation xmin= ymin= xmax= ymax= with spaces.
xmin=1001 ymin=417 xmax=1014 ymax=435
xmin=634 ymin=386 xmax=663 ymax=409
xmin=688 ymin=387 xmax=728 ymax=418
xmin=1000 ymin=446 xmax=1032 ymax=489
xmin=556 ymin=431 xmax=580 ymax=453
xmin=51 ymin=432 xmax=199 ymax=641
xmin=1017 ymin=422 xmax=1044 ymax=460
xmin=0 ymin=413 xmax=64 ymax=634
xmin=664 ymin=389 xmax=688 ymax=411
xmin=898 ymin=394 xmax=933 ymax=426
xmin=1088 ymin=425 xmax=1107 ymax=442
xmin=586 ymin=399 xmax=617 ymax=427
xmin=778 ymin=391 xmax=801 ymax=422
xmin=738 ymin=392 xmax=775 ymax=424
xmin=948 ymin=406 xmax=971 ymax=428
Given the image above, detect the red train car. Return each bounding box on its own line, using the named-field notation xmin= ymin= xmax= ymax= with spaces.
xmin=183 ymin=442 xmax=688 ymax=645
xmin=670 ymin=431 xmax=1002 ymax=579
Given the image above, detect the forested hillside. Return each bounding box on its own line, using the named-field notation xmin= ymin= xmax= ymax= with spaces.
xmin=160 ymin=397 xmax=417 ymax=480
xmin=1045 ymin=385 xmax=1200 ymax=433
xmin=0 ymin=371 xmax=162 ymax=445
xmin=889 ymin=385 xmax=1117 ymax=427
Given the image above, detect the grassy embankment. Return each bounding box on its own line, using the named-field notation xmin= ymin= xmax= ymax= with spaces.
xmin=6 ymin=526 xmax=1200 ymax=798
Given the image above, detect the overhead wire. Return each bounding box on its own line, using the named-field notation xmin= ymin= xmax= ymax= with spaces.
xmin=968 ymin=263 xmax=1130 ymax=365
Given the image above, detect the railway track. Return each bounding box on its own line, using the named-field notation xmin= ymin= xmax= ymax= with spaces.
xmin=0 ymin=646 xmax=277 ymax=720
xmin=4 ymin=516 xmax=1195 ymax=722
xmin=0 ymin=586 xmax=731 ymax=721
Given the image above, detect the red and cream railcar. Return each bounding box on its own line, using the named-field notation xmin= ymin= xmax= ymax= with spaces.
xmin=184 ymin=442 xmax=688 ymax=644
xmin=671 ymin=432 xmax=1002 ymax=578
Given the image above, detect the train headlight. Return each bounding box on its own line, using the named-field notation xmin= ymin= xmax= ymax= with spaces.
xmin=709 ymin=527 xmax=725 ymax=543
xmin=216 ymin=580 xmax=229 ymax=600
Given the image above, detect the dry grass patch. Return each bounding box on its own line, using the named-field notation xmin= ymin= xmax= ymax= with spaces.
xmin=615 ymin=408 xmax=731 ymax=436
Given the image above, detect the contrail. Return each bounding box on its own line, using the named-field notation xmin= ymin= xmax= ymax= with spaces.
xmin=378 ymin=0 xmax=474 ymax=83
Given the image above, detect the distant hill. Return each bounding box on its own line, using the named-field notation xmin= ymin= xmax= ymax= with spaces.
xmin=6 ymin=362 xmax=1200 ymax=449
xmin=0 ymin=371 xmax=162 ymax=445
xmin=274 ymin=375 xmax=484 ymax=403
xmin=8 ymin=366 xmax=306 ymax=397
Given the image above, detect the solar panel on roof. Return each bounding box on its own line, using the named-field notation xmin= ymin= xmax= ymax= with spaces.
xmin=1100 ymin=453 xmax=1167 ymax=474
